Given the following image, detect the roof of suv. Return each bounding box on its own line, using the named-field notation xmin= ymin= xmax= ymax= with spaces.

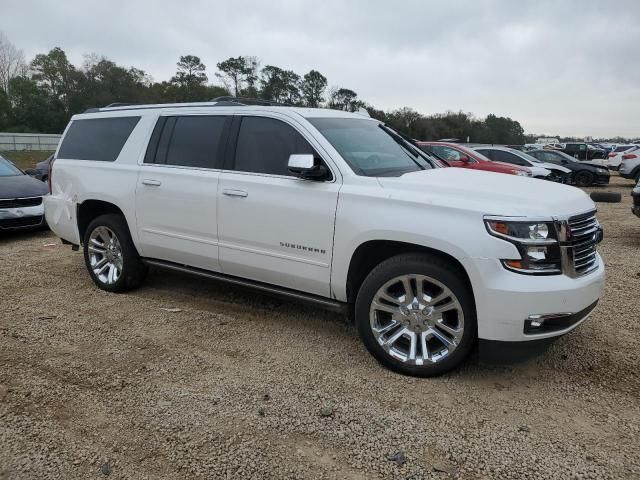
xmin=82 ymin=101 xmax=371 ymax=120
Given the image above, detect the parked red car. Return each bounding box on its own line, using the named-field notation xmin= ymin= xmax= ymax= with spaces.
xmin=417 ymin=142 xmax=532 ymax=177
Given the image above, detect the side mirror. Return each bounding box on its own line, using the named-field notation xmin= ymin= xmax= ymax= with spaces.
xmin=288 ymin=154 xmax=330 ymax=180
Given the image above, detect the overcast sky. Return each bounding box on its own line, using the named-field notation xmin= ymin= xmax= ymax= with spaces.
xmin=2 ymin=0 xmax=639 ymax=137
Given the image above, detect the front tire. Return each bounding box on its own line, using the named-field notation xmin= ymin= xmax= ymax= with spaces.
xmin=574 ymin=171 xmax=595 ymax=187
xmin=355 ymin=253 xmax=476 ymax=377
xmin=83 ymin=214 xmax=147 ymax=292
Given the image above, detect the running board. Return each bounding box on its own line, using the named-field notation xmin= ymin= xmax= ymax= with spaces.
xmin=142 ymin=259 xmax=347 ymax=313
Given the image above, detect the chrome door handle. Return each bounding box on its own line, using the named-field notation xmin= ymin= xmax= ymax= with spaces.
xmin=142 ymin=179 xmax=161 ymax=186
xmin=222 ymin=189 xmax=248 ymax=198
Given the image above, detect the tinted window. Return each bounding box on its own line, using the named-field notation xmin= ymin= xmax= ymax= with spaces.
xmin=234 ymin=117 xmax=316 ymax=176
xmin=489 ymin=150 xmax=527 ymax=166
xmin=309 ymin=118 xmax=433 ymax=177
xmin=58 ymin=117 xmax=140 ymax=161
xmin=162 ymin=116 xmax=227 ymax=168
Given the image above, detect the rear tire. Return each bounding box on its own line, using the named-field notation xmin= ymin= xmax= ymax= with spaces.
xmin=355 ymin=253 xmax=476 ymax=377
xmin=574 ymin=171 xmax=595 ymax=187
xmin=83 ymin=214 xmax=147 ymax=292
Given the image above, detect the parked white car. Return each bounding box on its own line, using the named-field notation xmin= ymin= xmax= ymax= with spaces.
xmin=45 ymin=100 xmax=605 ymax=376
xmin=471 ymin=146 xmax=571 ymax=182
xmin=619 ymin=149 xmax=640 ymax=183
xmin=607 ymin=145 xmax=639 ymax=170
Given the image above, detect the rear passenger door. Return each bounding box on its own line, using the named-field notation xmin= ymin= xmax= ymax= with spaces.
xmin=217 ymin=114 xmax=340 ymax=297
xmin=135 ymin=114 xmax=230 ymax=271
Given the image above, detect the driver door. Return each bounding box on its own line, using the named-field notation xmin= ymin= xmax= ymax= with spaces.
xmin=217 ymin=114 xmax=340 ymax=297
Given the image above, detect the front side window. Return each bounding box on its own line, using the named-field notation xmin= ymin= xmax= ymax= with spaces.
xmin=431 ymin=146 xmax=464 ymax=162
xmin=234 ymin=116 xmax=317 ymax=176
xmin=308 ymin=118 xmax=433 ymax=177
xmin=148 ymin=115 xmax=228 ymax=169
xmin=58 ymin=116 xmax=140 ymax=162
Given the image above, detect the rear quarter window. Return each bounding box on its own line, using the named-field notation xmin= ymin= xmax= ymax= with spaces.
xmin=58 ymin=116 xmax=141 ymax=162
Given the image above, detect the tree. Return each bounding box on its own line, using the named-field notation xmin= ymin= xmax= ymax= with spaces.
xmin=260 ymin=65 xmax=301 ymax=104
xmin=301 ymin=70 xmax=327 ymax=107
xmin=328 ymin=87 xmax=359 ymax=111
xmin=31 ymin=47 xmax=80 ymax=115
xmin=216 ymin=56 xmax=259 ymax=97
xmin=170 ymin=55 xmax=208 ymax=101
xmin=387 ymin=107 xmax=422 ymax=132
xmin=0 ymin=32 xmax=26 ymax=93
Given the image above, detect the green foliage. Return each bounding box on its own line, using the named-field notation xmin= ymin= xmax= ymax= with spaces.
xmin=328 ymin=87 xmax=359 ymax=111
xmin=215 ymin=56 xmax=258 ymax=97
xmin=301 ymin=70 xmax=327 ymax=107
xmin=170 ymin=55 xmax=208 ymax=102
xmin=260 ymin=65 xmax=301 ymax=104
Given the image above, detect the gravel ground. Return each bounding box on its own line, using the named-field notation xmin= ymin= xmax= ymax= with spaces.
xmin=1 ymin=176 xmax=639 ymax=479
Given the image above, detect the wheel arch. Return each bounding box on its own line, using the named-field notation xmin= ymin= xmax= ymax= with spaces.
xmin=76 ymin=199 xmax=131 ymax=244
xmin=345 ymin=239 xmax=475 ymax=307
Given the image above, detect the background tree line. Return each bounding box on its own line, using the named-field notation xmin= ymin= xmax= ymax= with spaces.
xmin=2 ymin=31 xmax=621 ymax=145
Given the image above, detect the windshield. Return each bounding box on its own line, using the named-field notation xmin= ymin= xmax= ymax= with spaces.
xmin=0 ymin=157 xmax=23 ymax=177
xmin=308 ymin=118 xmax=434 ymax=177
xmin=513 ymin=150 xmax=545 ymax=165
xmin=553 ymin=150 xmax=579 ymax=162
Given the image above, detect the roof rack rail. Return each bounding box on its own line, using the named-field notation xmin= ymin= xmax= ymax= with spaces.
xmin=104 ymin=102 xmax=139 ymax=108
xmin=211 ymin=96 xmax=292 ymax=107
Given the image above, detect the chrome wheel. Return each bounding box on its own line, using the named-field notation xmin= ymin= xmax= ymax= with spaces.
xmin=88 ymin=226 xmax=123 ymax=285
xmin=369 ymin=274 xmax=464 ymax=365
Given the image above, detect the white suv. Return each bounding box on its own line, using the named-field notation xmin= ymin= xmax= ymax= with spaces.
xmin=45 ymin=99 xmax=605 ymax=376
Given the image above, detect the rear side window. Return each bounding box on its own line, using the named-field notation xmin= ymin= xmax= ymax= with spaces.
xmin=487 ymin=149 xmax=527 ymax=166
xmin=58 ymin=117 xmax=140 ymax=161
xmin=234 ymin=116 xmax=316 ymax=176
xmin=147 ymin=115 xmax=228 ymax=169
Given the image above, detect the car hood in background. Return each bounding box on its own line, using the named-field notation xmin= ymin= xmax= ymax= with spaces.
xmin=0 ymin=175 xmax=49 ymax=199
xmin=378 ymin=167 xmax=595 ymax=218
xmin=540 ymin=162 xmax=571 ymax=173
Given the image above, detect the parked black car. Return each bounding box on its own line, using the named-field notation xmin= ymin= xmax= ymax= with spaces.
xmin=0 ymin=155 xmax=48 ymax=231
xmin=633 ymin=180 xmax=640 ymax=218
xmin=528 ymin=149 xmax=610 ymax=187
xmin=563 ymin=143 xmax=607 ymax=160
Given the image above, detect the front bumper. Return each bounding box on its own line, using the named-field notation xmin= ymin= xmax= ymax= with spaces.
xmin=0 ymin=203 xmax=45 ymax=230
xmin=470 ymin=254 xmax=605 ymax=344
xmin=478 ymin=301 xmax=598 ymax=364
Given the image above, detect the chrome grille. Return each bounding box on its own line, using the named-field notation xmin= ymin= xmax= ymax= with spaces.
xmin=566 ymin=211 xmax=599 ymax=276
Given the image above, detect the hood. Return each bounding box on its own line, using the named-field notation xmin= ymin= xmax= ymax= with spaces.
xmin=0 ymin=174 xmax=48 ymax=199
xmin=540 ymin=162 xmax=571 ymax=173
xmin=480 ymin=160 xmax=528 ymax=173
xmin=377 ymin=167 xmax=595 ymax=218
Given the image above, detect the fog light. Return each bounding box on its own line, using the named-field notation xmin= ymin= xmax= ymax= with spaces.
xmin=528 ymin=315 xmax=545 ymax=328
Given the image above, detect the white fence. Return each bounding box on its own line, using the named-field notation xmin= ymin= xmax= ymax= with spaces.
xmin=0 ymin=132 xmax=61 ymax=151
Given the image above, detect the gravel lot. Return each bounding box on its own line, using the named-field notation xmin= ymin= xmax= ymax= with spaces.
xmin=1 ymin=176 xmax=639 ymax=479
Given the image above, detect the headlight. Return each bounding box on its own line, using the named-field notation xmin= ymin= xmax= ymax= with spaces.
xmin=513 ymin=170 xmax=530 ymax=177
xmin=485 ymin=218 xmax=562 ymax=275
xmin=596 ymin=168 xmax=608 ymax=174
